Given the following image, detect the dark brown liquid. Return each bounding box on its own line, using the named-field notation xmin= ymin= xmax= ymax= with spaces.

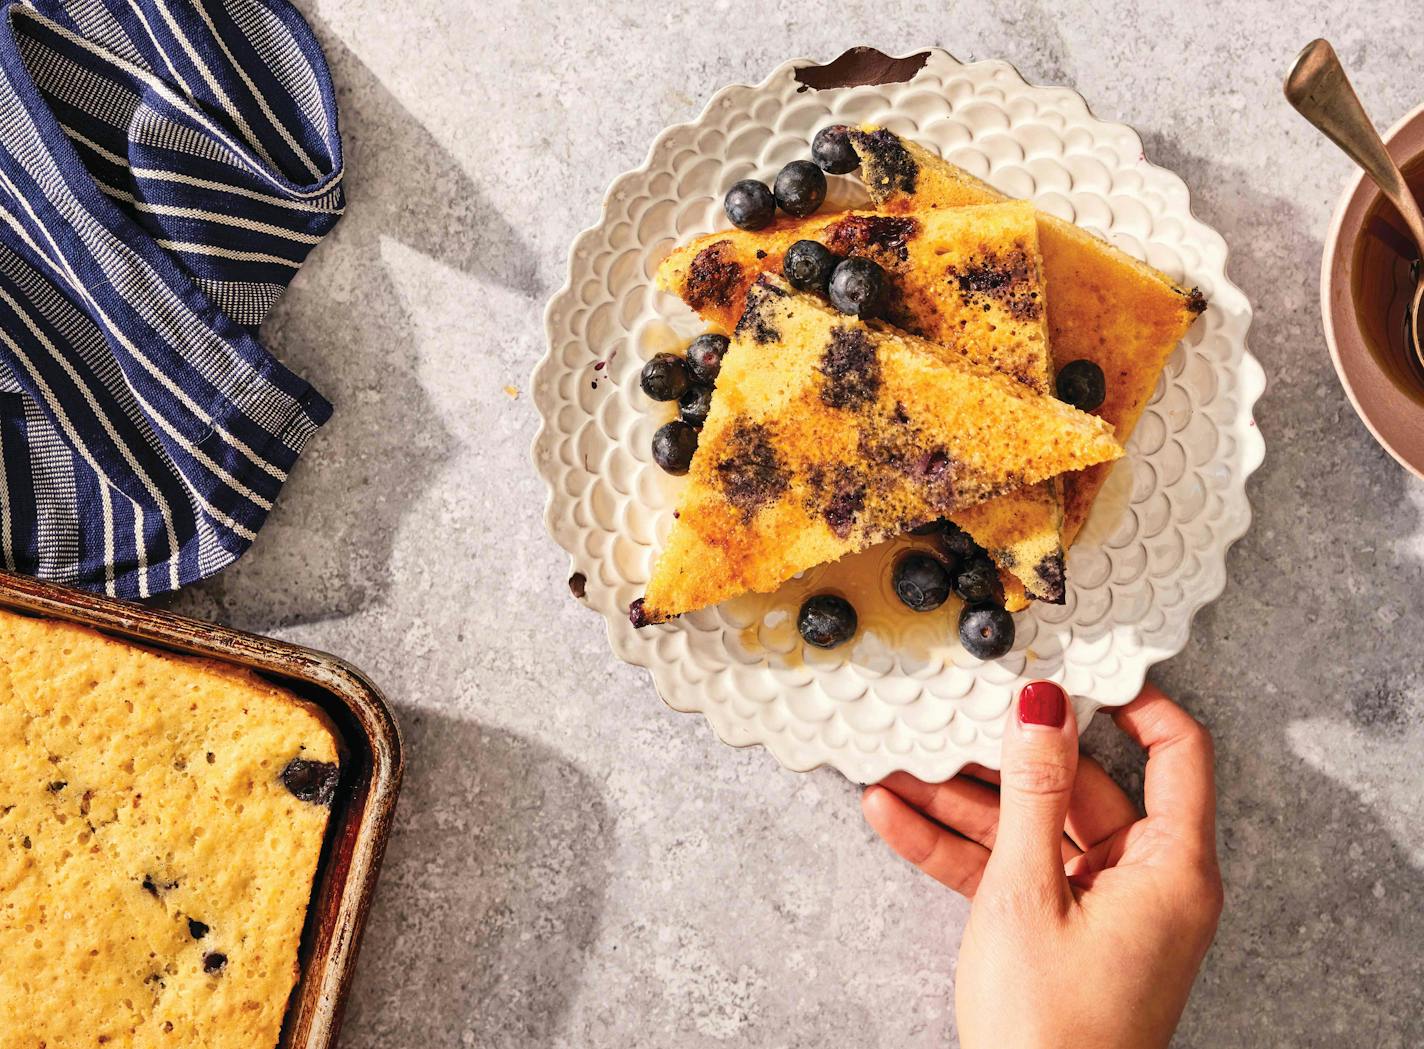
xmin=1351 ymin=155 xmax=1424 ymax=406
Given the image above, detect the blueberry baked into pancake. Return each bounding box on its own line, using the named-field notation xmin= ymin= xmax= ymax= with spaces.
xmin=848 ymin=125 xmax=1209 ymax=544
xmin=632 ymin=276 xmax=1121 ymax=624
xmin=0 ymin=610 xmax=339 ymax=1048
xmin=657 ymin=201 xmax=1071 ymax=605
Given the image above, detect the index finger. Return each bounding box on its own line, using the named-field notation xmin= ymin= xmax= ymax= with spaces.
xmin=1110 ymin=683 xmax=1217 ymax=853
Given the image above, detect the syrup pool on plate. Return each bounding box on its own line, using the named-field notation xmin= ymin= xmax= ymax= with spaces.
xmin=725 ymin=534 xmax=965 ymax=667
xmin=1351 ymin=153 xmax=1424 ymax=406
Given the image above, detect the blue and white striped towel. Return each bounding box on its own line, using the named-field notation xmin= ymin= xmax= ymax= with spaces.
xmin=0 ymin=0 xmax=342 ymax=599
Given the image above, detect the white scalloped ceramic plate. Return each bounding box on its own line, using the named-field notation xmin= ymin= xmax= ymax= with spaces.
xmin=533 ymin=49 xmax=1263 ymax=783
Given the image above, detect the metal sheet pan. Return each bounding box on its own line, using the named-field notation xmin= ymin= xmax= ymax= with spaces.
xmin=0 ymin=570 xmax=403 ymax=1049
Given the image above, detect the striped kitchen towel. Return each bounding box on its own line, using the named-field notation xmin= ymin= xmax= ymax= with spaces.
xmin=0 ymin=0 xmax=342 ymax=599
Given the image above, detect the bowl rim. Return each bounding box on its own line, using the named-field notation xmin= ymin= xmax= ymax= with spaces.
xmin=1321 ymin=99 xmax=1424 ymax=480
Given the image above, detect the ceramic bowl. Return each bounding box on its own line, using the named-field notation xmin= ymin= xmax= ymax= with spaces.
xmin=1322 ymin=99 xmax=1424 ymax=478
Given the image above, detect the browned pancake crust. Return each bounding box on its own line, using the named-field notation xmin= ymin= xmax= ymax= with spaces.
xmin=849 ymin=126 xmax=1207 ymax=544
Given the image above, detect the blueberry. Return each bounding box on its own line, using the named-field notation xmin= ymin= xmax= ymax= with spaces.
xmin=202 ymin=952 xmax=228 ymax=975
xmin=797 ymin=594 xmax=858 ymax=648
xmin=953 ymin=555 xmax=1003 ymax=605
xmin=1056 ymin=359 xmax=1107 ymax=412
xmin=937 ymin=548 xmax=964 ymax=581
xmin=628 ymin=597 xmax=650 ymax=628
xmin=281 ymin=759 xmax=339 ymax=806
xmin=893 ymin=553 xmax=952 ymax=612
xmin=916 ymin=520 xmax=966 ymax=575
xmin=939 ymin=521 xmax=982 ymax=561
xmin=782 ymin=240 xmax=838 ymax=293
xmin=959 ymin=603 xmax=1015 ymax=660
xmin=811 ymin=125 xmax=859 ymax=175
xmin=640 ymin=353 xmax=690 ymax=401
xmin=679 ymin=383 xmax=714 ymax=428
xmin=773 ymin=160 xmax=827 ymax=218
xmin=686 ymin=333 xmax=729 ymax=385
xmin=725 ymin=179 xmax=776 ymax=230
xmin=828 ymin=257 xmax=886 ymax=318
xmin=652 ymin=420 xmax=698 ymax=474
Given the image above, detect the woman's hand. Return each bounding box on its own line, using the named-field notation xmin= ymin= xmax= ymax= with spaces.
xmin=862 ymin=682 xmax=1223 ymax=1049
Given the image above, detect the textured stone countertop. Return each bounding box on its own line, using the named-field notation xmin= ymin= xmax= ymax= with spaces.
xmin=164 ymin=1 xmax=1424 ymax=1045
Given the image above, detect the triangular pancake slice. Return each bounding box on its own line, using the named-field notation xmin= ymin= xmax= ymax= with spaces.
xmin=636 ymin=277 xmax=1122 ymax=624
xmin=848 ymin=126 xmax=1208 ymax=544
xmin=657 ymin=202 xmax=1069 ymax=604
xmin=658 ymin=203 xmax=1050 ymax=380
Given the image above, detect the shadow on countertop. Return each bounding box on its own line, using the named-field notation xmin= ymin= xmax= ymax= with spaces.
xmin=339 ymin=709 xmax=611 ymax=1047
xmin=1078 ymin=132 xmax=1424 ymax=1048
xmin=165 ymin=15 xmax=542 ymax=632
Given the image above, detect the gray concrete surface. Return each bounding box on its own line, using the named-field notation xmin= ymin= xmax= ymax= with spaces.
xmin=162 ymin=1 xmax=1424 ymax=1044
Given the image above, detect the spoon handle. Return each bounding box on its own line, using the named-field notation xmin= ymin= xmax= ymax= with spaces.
xmin=1285 ymin=38 xmax=1424 ymax=254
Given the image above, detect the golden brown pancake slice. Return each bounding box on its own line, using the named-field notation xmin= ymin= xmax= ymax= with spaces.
xmin=634 ymin=277 xmax=1122 ymax=624
xmin=657 ymin=202 xmax=1069 ymax=604
xmin=848 ymin=126 xmax=1208 ymax=543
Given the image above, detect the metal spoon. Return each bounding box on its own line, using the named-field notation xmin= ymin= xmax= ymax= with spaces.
xmin=1285 ymin=38 xmax=1424 ymax=377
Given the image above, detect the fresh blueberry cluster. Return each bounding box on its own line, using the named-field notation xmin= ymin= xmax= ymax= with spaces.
xmin=723 ymin=154 xmax=830 ymax=230
xmin=639 ymin=334 xmax=728 ymax=474
xmin=793 ymin=522 xmax=1015 ymax=657
xmin=921 ymin=520 xmax=1015 ymax=659
xmin=722 ymin=126 xmax=889 ymax=321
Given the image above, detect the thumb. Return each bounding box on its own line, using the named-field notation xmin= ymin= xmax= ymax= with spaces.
xmin=984 ymin=680 xmax=1079 ymax=898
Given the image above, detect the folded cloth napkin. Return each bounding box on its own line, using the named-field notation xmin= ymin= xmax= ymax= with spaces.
xmin=0 ymin=0 xmax=342 ymax=598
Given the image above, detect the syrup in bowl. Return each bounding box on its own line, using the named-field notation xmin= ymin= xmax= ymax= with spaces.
xmin=1350 ymin=153 xmax=1424 ymax=406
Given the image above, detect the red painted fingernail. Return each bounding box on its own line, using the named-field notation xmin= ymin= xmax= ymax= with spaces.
xmin=1018 ymin=681 xmax=1066 ymax=727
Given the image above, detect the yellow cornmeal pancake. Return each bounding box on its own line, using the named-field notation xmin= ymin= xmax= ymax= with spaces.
xmin=0 ymin=610 xmax=339 ymax=1049
xmin=848 ymin=125 xmax=1207 ymax=544
xmin=635 ymin=276 xmax=1121 ymax=624
xmin=657 ymin=202 xmax=1068 ymax=605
